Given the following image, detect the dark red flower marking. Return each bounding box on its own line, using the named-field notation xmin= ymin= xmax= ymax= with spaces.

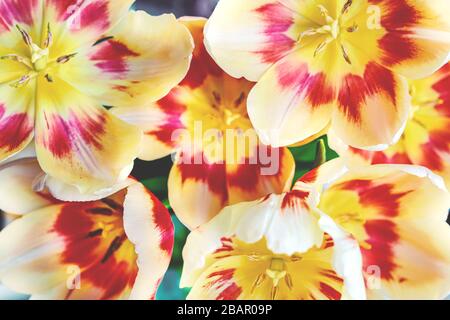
xmin=53 ymin=198 xmax=138 ymax=300
xmin=207 ymin=268 xmax=242 ymax=300
xmin=254 ymin=3 xmax=295 ymax=64
xmin=0 ymin=104 xmax=33 ymax=152
xmin=369 ymin=0 xmax=422 ymax=66
xmin=177 ymin=152 xmax=228 ymax=204
xmin=281 ymin=190 xmax=310 ymax=210
xmin=277 ymin=62 xmax=335 ymax=108
xmin=419 ymin=129 xmax=450 ymax=171
xmin=319 ymin=282 xmax=342 ymax=300
xmin=0 ymin=0 xmax=39 ymax=31
xmin=147 ymin=190 xmax=174 ymax=255
xmin=91 ymin=40 xmax=139 ymax=77
xmin=362 ymin=219 xmax=399 ymax=280
xmin=339 ymin=179 xmax=411 ymax=217
xmin=49 ymin=0 xmax=111 ymax=32
xmin=39 ymin=111 xmax=106 ymax=158
xmin=338 ymin=62 xmax=397 ymax=123
xmin=180 ymin=21 xmax=223 ymax=88
xmin=146 ymin=90 xmax=187 ymax=147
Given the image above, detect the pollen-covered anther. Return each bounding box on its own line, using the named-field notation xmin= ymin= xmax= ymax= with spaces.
xmin=10 ymin=74 xmax=35 ymax=88
xmin=57 ymin=53 xmax=78 ymax=64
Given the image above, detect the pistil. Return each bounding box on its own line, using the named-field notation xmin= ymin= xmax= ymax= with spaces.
xmin=298 ymin=1 xmax=357 ymax=65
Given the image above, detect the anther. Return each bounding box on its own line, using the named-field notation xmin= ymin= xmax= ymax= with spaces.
xmin=57 ymin=53 xmax=77 ymax=64
xmin=341 ymin=44 xmax=352 ymax=65
xmin=45 ymin=74 xmax=54 ymax=83
xmin=44 ymin=23 xmax=53 ymax=48
xmin=10 ymin=74 xmax=32 ymax=88
xmin=347 ymin=23 xmax=359 ymax=33
xmin=342 ymin=0 xmax=353 ymax=15
xmin=251 ymin=274 xmax=266 ymax=294
xmin=16 ymin=25 xmax=32 ymax=47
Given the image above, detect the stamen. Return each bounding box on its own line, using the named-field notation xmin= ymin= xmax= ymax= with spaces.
xmin=318 ymin=5 xmax=334 ymax=24
xmin=270 ymin=285 xmax=279 ymax=300
xmin=314 ymin=38 xmax=332 ymax=57
xmin=347 ymin=23 xmax=359 ymax=33
xmin=101 ymin=235 xmax=126 ymax=263
xmin=342 ymin=0 xmax=353 ymax=15
xmin=341 ymin=44 xmax=352 ymax=65
xmin=16 ymin=25 xmax=32 ymax=47
xmin=285 ymin=273 xmax=293 ymax=290
xmin=45 ymin=74 xmax=53 ymax=83
xmin=44 ymin=23 xmax=53 ymax=48
xmin=251 ymin=274 xmax=266 ymax=294
xmin=0 ymin=54 xmax=32 ymax=69
xmin=57 ymin=53 xmax=77 ymax=64
xmin=10 ymin=74 xmax=32 ymax=88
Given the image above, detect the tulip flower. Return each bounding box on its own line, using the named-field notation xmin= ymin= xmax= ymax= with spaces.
xmin=113 ymin=18 xmax=295 ymax=230
xmin=330 ymin=62 xmax=450 ymax=188
xmin=181 ymin=160 xmax=450 ymax=299
xmin=0 ymin=158 xmax=174 ymax=300
xmin=0 ymin=0 xmax=193 ymax=194
xmin=205 ymin=0 xmax=450 ymax=149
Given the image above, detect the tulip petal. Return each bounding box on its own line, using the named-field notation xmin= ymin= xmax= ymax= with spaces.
xmin=319 ymin=165 xmax=450 ymax=299
xmin=169 ymin=145 xmax=295 ymax=231
xmin=34 ymin=75 xmax=142 ymax=194
xmin=122 ymin=183 xmax=174 ymax=299
xmin=0 ymin=182 xmax=173 ymax=300
xmin=247 ymin=51 xmax=335 ymax=147
xmin=0 ymin=159 xmax=57 ymax=215
xmin=205 ymin=0 xmax=303 ymax=81
xmin=331 ymin=62 xmax=410 ymax=149
xmin=111 ymin=91 xmax=187 ymax=161
xmin=0 ymin=0 xmax=43 ymax=47
xmin=187 ymin=243 xmax=345 ymax=300
xmin=0 ymin=82 xmax=35 ymax=162
xmin=60 ymin=11 xmax=193 ymax=107
xmin=44 ymin=0 xmax=134 ymax=53
xmin=373 ymin=0 xmax=450 ymax=79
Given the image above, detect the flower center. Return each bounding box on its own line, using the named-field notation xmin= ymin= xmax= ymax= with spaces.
xmin=201 ymin=90 xmax=251 ymax=132
xmin=298 ymin=0 xmax=357 ymax=64
xmin=30 ymin=43 xmax=50 ymax=71
xmin=250 ymin=255 xmax=302 ymax=299
xmin=1 ymin=24 xmax=77 ymax=87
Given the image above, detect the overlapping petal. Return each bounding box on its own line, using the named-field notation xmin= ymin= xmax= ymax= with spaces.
xmin=44 ymin=0 xmax=135 ymax=53
xmin=114 ymin=18 xmax=295 ymax=230
xmin=319 ymin=164 xmax=450 ymax=299
xmin=34 ymin=75 xmax=142 ymax=194
xmin=0 ymin=83 xmax=34 ymax=161
xmin=181 ymin=193 xmax=365 ymax=300
xmin=0 ymin=0 xmax=43 ymax=47
xmin=0 ymin=159 xmax=173 ymax=300
xmin=0 ymin=3 xmax=193 ymax=195
xmin=206 ymin=0 xmax=450 ymax=149
xmin=60 ymin=10 xmax=194 ymax=107
xmin=330 ymin=62 xmax=450 ymax=187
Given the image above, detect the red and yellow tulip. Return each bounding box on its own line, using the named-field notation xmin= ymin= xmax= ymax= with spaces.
xmin=181 ymin=160 xmax=450 ymax=300
xmin=330 ymin=62 xmax=450 ymax=188
xmin=114 ymin=18 xmax=295 ymax=230
xmin=205 ymin=0 xmax=450 ymax=149
xmin=0 ymin=0 xmax=193 ymax=194
xmin=0 ymin=159 xmax=174 ymax=300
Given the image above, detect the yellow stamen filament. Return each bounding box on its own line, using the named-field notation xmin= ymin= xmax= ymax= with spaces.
xmin=297 ymin=2 xmax=357 ymax=64
xmin=4 ymin=24 xmax=78 ymax=87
